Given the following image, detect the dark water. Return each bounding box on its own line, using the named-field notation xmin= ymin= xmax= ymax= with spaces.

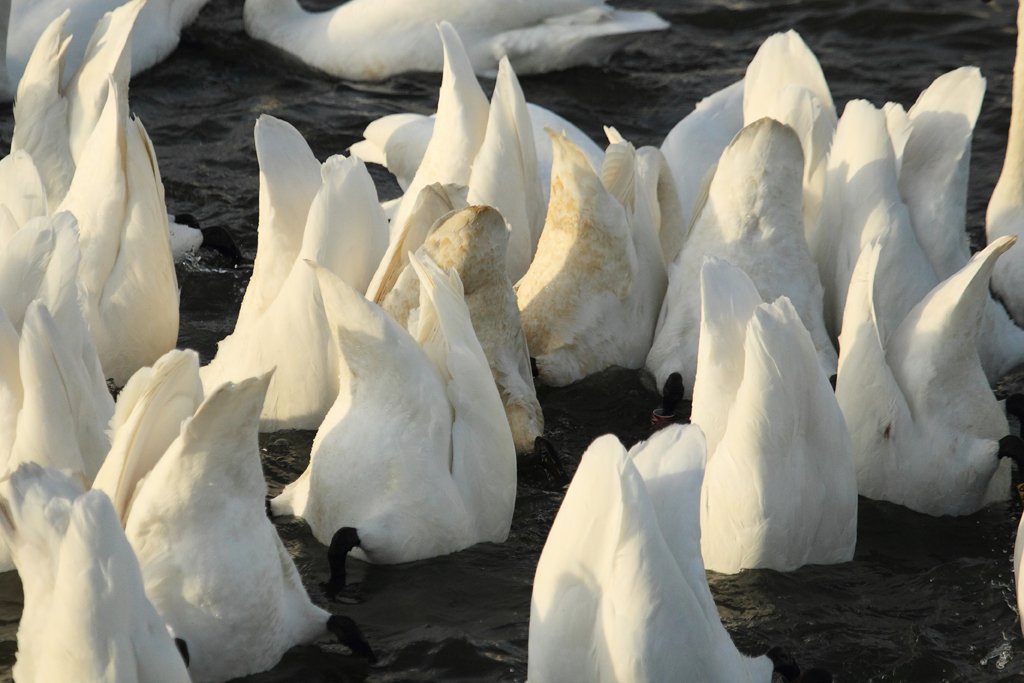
xmin=2 ymin=0 xmax=1024 ymax=680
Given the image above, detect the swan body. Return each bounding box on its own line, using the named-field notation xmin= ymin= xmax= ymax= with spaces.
xmin=0 ymin=213 xmax=113 ymax=486
xmin=646 ymin=118 xmax=836 ymax=396
xmin=3 ymin=0 xmax=211 ymax=103
xmin=92 ymin=350 xmax=369 ymax=680
xmin=529 ymin=425 xmax=774 ymax=682
xmin=0 ymin=463 xmax=190 ymax=683
xmin=743 ymin=31 xmax=836 ymax=254
xmin=272 ymin=256 xmax=516 ymax=564
xmin=243 ymin=0 xmax=667 ymax=82
xmin=517 ymin=131 xmax=665 ymax=386
xmin=815 ymin=99 xmax=934 ymax=339
xmin=382 ymin=206 xmax=542 ymax=454
xmin=1015 ymin=509 xmax=1024 ymax=636
xmin=692 ymin=258 xmax=856 ymax=573
xmin=202 ymin=117 xmax=388 ymax=430
xmin=988 ymin=0 xmax=1024 ymax=327
xmin=55 ymin=73 xmax=178 ymax=386
xmin=659 ymin=78 xmax=744 ymax=232
xmin=835 ymin=233 xmax=1016 ymax=516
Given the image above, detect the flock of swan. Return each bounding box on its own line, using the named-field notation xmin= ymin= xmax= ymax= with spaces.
xmin=1 ymin=0 xmax=1024 ymax=680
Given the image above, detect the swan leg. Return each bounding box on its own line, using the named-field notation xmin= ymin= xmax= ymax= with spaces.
xmin=323 ymin=527 xmax=361 ymax=597
xmin=174 ymin=638 xmax=190 ymax=668
xmin=326 ymin=614 xmax=377 ymax=663
xmin=651 ymin=371 xmax=688 ymax=432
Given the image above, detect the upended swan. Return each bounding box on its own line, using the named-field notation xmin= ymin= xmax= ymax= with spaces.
xmin=692 ymin=258 xmax=856 ymax=574
xmin=516 ymin=131 xmax=667 ymax=387
xmin=271 ymin=254 xmax=516 ymax=576
xmin=381 ymin=205 xmax=543 ymax=454
xmin=529 ymin=424 xmax=825 ymax=682
xmin=2 ymin=0 xmax=212 ymax=103
xmin=92 ymin=349 xmax=375 ymax=682
xmin=201 ymin=115 xmax=388 ymax=430
xmin=647 ymin=118 xmax=836 ymax=398
xmin=836 ymin=230 xmax=1020 ymax=516
xmin=243 ymin=0 xmax=668 ymax=82
xmin=0 ymin=463 xmax=191 ymax=683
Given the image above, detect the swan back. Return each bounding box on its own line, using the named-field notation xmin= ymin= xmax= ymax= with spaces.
xmin=233 ymin=115 xmax=322 ymax=331
xmin=390 ymin=22 xmax=489 ymax=237
xmin=411 ymin=253 xmax=516 ymax=543
xmin=93 ymin=349 xmax=204 ymax=524
xmin=0 ymin=464 xmax=190 ymax=683
xmin=898 ymin=67 xmax=983 ymax=281
xmin=467 ymin=57 xmax=544 ymax=281
xmin=529 ymin=427 xmax=773 ymax=683
xmin=124 ymin=372 xmax=329 ymax=682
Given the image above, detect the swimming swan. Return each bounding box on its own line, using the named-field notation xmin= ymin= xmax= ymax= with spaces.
xmin=0 ymin=463 xmax=191 ymax=683
xmin=272 ymin=254 xmax=516 ymax=574
xmin=835 ymin=232 xmax=1017 ymax=516
xmin=2 ymin=0 xmax=211 ymax=103
xmin=528 ymin=425 xmax=779 ymax=682
xmin=692 ymin=258 xmax=856 ymax=574
xmin=381 ymin=205 xmax=543 ymax=454
xmin=243 ymin=0 xmax=668 ymax=82
xmin=93 ymin=350 xmax=375 ymax=681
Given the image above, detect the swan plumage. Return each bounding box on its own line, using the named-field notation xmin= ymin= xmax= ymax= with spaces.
xmin=646 ymin=118 xmax=836 ymax=396
xmin=659 ymin=78 xmax=744 ymax=232
xmin=528 ymin=425 xmax=774 ymax=682
xmin=517 ymin=130 xmax=666 ymax=386
xmin=55 ymin=72 xmax=178 ymax=386
xmin=693 ymin=258 xmax=856 ymax=573
xmin=836 ymin=232 xmax=1016 ymax=516
xmin=382 ymin=205 xmax=542 ymax=453
xmin=202 ymin=117 xmax=388 ymax=430
xmin=243 ymin=0 xmax=667 ymax=82
xmin=0 ymin=463 xmax=191 ymax=683
xmin=93 ymin=350 xmax=373 ymax=679
xmin=3 ymin=0 xmax=211 ymax=103
xmin=272 ymin=255 xmax=516 ymax=564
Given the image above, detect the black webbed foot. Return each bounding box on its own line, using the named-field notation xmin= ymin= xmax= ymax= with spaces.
xmin=651 ymin=372 xmax=685 ymax=431
xmin=534 ymin=436 xmax=568 ymax=488
xmin=174 ymin=637 xmax=190 ymax=668
xmin=322 ymin=527 xmax=361 ymax=598
xmin=326 ymin=614 xmax=377 ymax=664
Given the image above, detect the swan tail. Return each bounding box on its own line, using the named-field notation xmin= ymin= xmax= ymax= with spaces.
xmin=743 ymin=30 xmax=835 ymax=125
xmin=93 ymin=349 xmax=203 ymax=524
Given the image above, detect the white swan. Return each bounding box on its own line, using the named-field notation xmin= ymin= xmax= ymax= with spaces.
xmin=646 ymin=118 xmax=836 ymax=397
xmin=92 ymin=352 xmax=375 ymax=681
xmin=659 ymin=78 xmax=744 ymax=232
xmin=743 ymin=30 xmax=836 ymax=254
xmin=835 ymin=232 xmax=1017 ymax=516
xmin=1015 ymin=509 xmax=1024 ymax=637
xmin=55 ymin=75 xmax=178 ymax=386
xmin=2 ymin=0 xmax=211 ymax=103
xmin=0 ymin=213 xmax=113 ymax=486
xmin=0 ymin=463 xmax=191 ymax=683
xmin=272 ymin=254 xmax=516 ymax=570
xmin=381 ymin=205 xmax=542 ymax=454
xmin=243 ymin=0 xmax=667 ymax=82
xmin=516 ymin=130 xmax=666 ymax=386
xmin=989 ymin=0 xmax=1024 ymax=326
xmin=692 ymin=258 xmax=856 ymax=573
xmin=529 ymin=425 xmax=776 ymax=682
xmin=201 ymin=116 xmax=388 ymax=430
